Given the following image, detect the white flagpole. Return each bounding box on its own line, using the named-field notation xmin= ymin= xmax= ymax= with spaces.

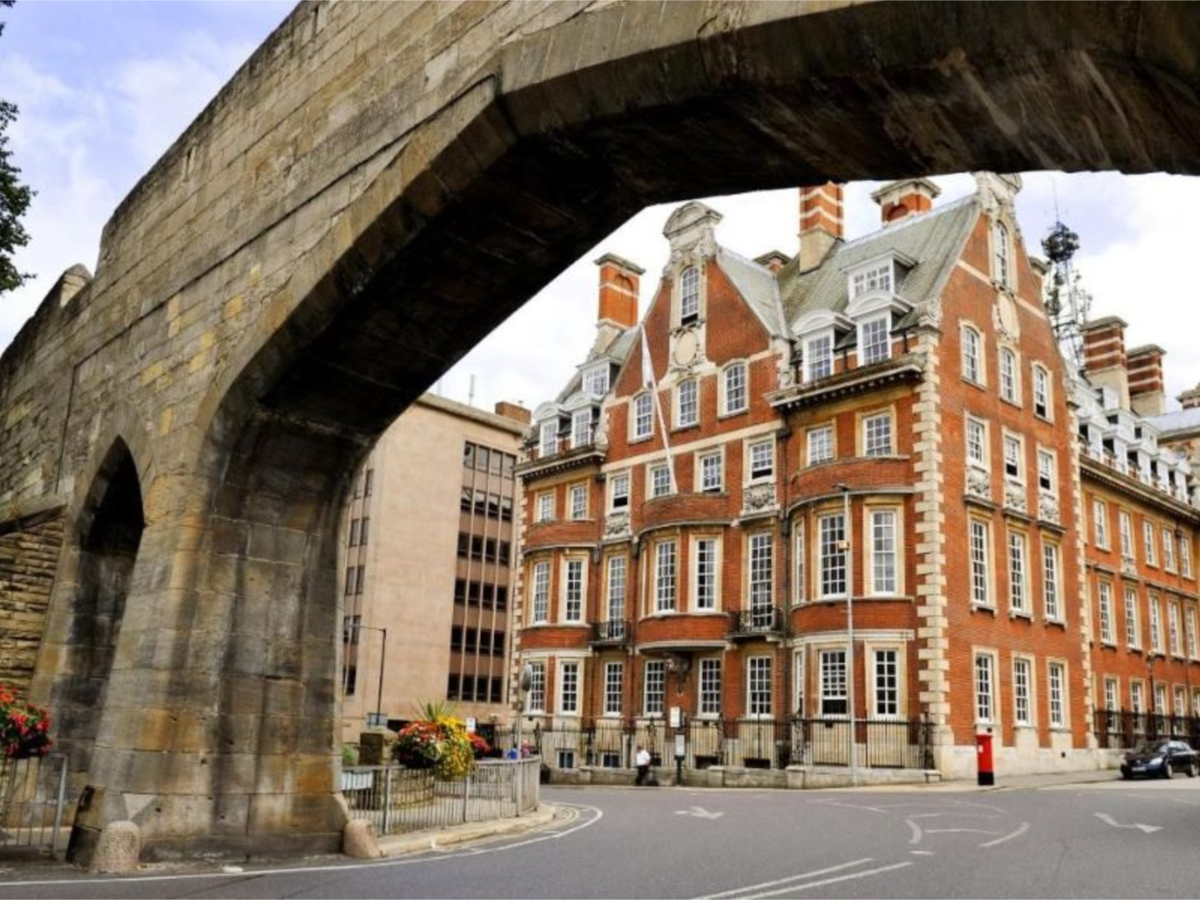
xmin=641 ymin=327 xmax=678 ymax=492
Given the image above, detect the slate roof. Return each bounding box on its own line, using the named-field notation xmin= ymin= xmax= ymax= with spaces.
xmin=717 ymin=246 xmax=786 ymax=337
xmin=554 ymin=327 xmax=637 ymax=404
xmin=1149 ymin=407 xmax=1200 ymax=436
xmin=777 ymin=195 xmax=979 ymax=336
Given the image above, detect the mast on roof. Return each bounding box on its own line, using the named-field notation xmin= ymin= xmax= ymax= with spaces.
xmin=1042 ymin=218 xmax=1092 ymax=368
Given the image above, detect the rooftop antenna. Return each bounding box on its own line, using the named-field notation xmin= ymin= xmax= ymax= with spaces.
xmin=1041 ymin=181 xmax=1092 ymax=368
xmin=468 ymin=374 xmax=476 ymax=408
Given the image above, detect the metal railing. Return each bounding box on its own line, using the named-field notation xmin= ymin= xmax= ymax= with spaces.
xmin=729 ymin=606 xmax=783 ymax=637
xmin=500 ymin=716 xmax=934 ymax=772
xmin=590 ymin=620 xmax=629 ymax=644
xmin=341 ymin=757 xmax=540 ymax=836
xmin=0 ymin=754 xmax=69 ymax=856
xmin=1094 ymin=709 xmax=1200 ymax=749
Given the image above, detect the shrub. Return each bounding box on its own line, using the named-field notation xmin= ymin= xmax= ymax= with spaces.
xmin=0 ymin=684 xmax=53 ymax=759
xmin=393 ymin=701 xmax=481 ymax=780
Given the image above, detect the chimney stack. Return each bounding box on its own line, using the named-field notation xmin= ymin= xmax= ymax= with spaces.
xmin=1081 ymin=316 xmax=1130 ymax=410
xmin=593 ymin=253 xmax=643 ymax=351
xmin=798 ymin=183 xmax=843 ymax=271
xmin=1179 ymin=384 xmax=1200 ymax=411
xmin=870 ymin=177 xmax=941 ymax=225
xmin=754 ymin=250 xmax=790 ymax=274
xmin=494 ymin=401 xmax=532 ymax=425
xmin=1127 ymin=345 xmax=1167 ymax=417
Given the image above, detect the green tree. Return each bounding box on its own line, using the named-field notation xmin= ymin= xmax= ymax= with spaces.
xmin=0 ymin=0 xmax=33 ymax=295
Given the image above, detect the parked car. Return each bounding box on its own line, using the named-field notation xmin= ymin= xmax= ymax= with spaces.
xmin=1120 ymin=740 xmax=1199 ymax=779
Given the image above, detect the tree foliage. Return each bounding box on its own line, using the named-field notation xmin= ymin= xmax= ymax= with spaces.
xmin=0 ymin=0 xmax=34 ymax=296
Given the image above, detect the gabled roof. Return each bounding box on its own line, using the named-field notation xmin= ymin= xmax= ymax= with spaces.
xmin=553 ymin=327 xmax=637 ymax=405
xmin=717 ymin=246 xmax=786 ymax=338
xmin=778 ymin=196 xmax=979 ymax=335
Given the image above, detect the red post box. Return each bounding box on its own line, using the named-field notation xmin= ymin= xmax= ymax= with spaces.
xmin=976 ymin=732 xmax=995 ymax=786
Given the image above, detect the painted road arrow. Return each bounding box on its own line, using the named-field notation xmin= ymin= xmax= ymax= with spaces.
xmin=676 ymin=806 xmax=725 ymax=820
xmin=1094 ymin=813 xmax=1161 ymax=834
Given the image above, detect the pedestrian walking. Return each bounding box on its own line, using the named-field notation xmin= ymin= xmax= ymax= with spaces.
xmin=635 ymin=744 xmax=651 ymax=786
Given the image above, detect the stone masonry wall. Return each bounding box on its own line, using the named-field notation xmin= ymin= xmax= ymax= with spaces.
xmin=0 ymin=510 xmax=64 ymax=695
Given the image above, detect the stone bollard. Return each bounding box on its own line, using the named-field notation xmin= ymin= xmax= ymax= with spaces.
xmin=89 ymin=820 xmax=140 ymax=873
xmin=343 ymin=818 xmax=382 ymax=859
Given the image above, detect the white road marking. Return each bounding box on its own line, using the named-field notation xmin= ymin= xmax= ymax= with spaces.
xmin=911 ymin=850 xmax=935 ymax=856
xmin=0 ymin=803 xmax=605 ymax=888
xmin=906 ymin=819 xmax=923 ymax=844
xmin=675 ymin=806 xmax=725 ymax=820
xmin=699 ymin=858 xmax=874 ymax=899
xmin=1094 ymin=812 xmax=1161 ymax=833
xmin=738 ymin=862 xmax=915 ymax=899
xmin=979 ymin=822 xmax=1030 ymax=847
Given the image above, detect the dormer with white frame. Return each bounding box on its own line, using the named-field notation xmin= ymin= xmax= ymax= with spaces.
xmin=533 ymin=401 xmax=565 ymax=459
xmin=843 ymin=251 xmax=916 ymax=368
xmin=794 ymin=309 xmax=852 ymax=384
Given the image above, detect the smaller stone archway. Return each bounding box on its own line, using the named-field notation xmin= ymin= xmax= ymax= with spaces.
xmin=44 ymin=438 xmax=145 ymax=784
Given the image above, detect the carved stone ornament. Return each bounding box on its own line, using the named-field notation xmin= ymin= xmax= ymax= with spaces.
xmin=604 ymin=511 xmax=631 ymax=538
xmin=966 ymin=466 xmax=992 ymax=501
xmin=742 ymin=483 xmax=777 ymax=514
xmin=993 ymin=293 xmax=1020 ymax=342
xmin=1122 ymin=556 xmax=1138 ymax=579
xmin=1038 ymin=491 xmax=1060 ymax=525
xmin=777 ymin=364 xmax=796 ymax=390
xmin=1004 ymin=481 xmax=1028 ymax=513
xmin=917 ymin=296 xmax=943 ymax=329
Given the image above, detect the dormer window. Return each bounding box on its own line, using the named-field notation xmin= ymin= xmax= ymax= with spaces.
xmin=858 ymin=314 xmax=891 ymax=365
xmin=804 ymin=332 xmax=834 ymax=382
xmin=571 ymin=408 xmax=593 ymax=448
xmin=851 ymin=262 xmax=892 ymax=298
xmin=583 ymin=365 xmax=610 ymax=399
xmin=680 ymin=266 xmax=700 ymax=324
xmin=539 ymin=421 xmax=558 ymax=457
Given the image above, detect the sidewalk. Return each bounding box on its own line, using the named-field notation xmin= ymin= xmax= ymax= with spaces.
xmin=376 ymin=803 xmax=562 ymax=857
xmin=854 ymin=767 xmax=1120 ymax=792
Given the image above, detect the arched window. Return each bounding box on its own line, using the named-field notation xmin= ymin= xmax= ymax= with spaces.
xmin=722 ymin=362 xmax=748 ymax=415
xmin=962 ymin=326 xmax=983 ymax=384
xmin=681 ymin=266 xmax=700 ymax=323
xmin=994 ymin=221 xmax=1010 ymax=288
xmin=1033 ymin=364 xmax=1052 ymax=419
xmin=999 ymin=347 xmax=1017 ymax=402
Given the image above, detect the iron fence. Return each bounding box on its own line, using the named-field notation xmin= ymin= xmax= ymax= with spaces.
xmin=0 ymin=754 xmax=69 ymax=856
xmin=497 ymin=716 xmax=934 ymax=772
xmin=341 ymin=757 xmax=540 ymax=836
xmin=1094 ymin=709 xmax=1200 ymax=749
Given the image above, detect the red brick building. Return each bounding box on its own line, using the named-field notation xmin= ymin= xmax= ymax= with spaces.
xmin=512 ymin=173 xmax=1200 ymax=779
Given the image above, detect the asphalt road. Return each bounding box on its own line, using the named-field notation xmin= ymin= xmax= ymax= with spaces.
xmin=3 ymin=778 xmax=1200 ymax=899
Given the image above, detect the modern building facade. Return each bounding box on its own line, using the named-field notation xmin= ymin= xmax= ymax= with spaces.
xmin=513 ymin=172 xmax=1200 ymax=780
xmin=340 ymin=394 xmax=528 ymax=742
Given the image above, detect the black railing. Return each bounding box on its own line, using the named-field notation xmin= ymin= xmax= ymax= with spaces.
xmin=527 ymin=436 xmax=598 ymax=462
xmin=494 ymin=715 xmax=934 ymax=772
xmin=590 ymin=620 xmax=630 ymax=644
xmin=1094 ymin=709 xmax=1200 ymax=749
xmin=730 ymin=606 xmax=783 ymax=637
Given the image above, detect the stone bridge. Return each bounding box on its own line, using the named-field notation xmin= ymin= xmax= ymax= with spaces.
xmin=2 ymin=0 xmax=1200 ymax=861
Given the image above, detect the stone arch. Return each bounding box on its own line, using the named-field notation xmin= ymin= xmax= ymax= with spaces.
xmin=62 ymin=0 xmax=1200 ymax=859
xmin=46 ymin=436 xmax=145 ymax=779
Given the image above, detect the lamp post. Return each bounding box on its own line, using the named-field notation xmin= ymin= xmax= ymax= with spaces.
xmin=836 ymin=483 xmax=857 ymax=787
xmin=515 ymin=663 xmax=533 ymax=817
xmin=1147 ymin=650 xmax=1158 ymax=740
xmin=355 ymin=623 xmax=388 ymax=728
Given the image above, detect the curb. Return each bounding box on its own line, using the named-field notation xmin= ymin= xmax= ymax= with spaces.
xmin=376 ymin=804 xmax=562 ymax=857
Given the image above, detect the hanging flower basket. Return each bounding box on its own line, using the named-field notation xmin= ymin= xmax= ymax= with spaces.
xmin=0 ymin=685 xmax=53 ymax=760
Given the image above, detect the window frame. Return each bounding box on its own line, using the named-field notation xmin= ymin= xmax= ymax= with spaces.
xmin=966 ymin=416 xmax=989 ymax=470
xmin=1002 ymin=431 xmax=1025 ymax=484
xmin=569 ymin=482 xmax=588 ymax=521
xmin=605 ymin=554 xmax=627 ymax=625
xmin=1008 ymin=530 xmax=1029 ymax=616
xmin=804 ymin=330 xmax=835 ymax=383
xmin=1043 ymin=542 xmax=1062 ymax=622
xmin=867 ymin=507 xmax=900 ymax=597
xmin=530 ymin=560 xmax=551 ymax=625
xmin=643 ymin=660 xmax=666 ymax=717
xmin=1012 ymin=656 xmax=1034 ymax=726
xmin=692 ymin=535 xmax=720 ymax=612
xmin=603 ymin=661 xmax=624 ymax=717
xmin=747 ymin=531 xmax=774 ymax=613
xmin=975 ymin=650 xmax=998 ymax=725
xmin=697 ymin=448 xmax=724 ymax=494
xmin=819 ymin=648 xmax=848 ymax=718
xmin=571 ymin=408 xmax=593 ymax=449
xmin=698 ymin=658 xmax=722 ymax=718
xmin=648 ymin=462 xmax=673 ymax=499
xmin=654 ymin=539 xmax=678 ymax=614
xmin=1125 ymin=587 xmax=1141 ymax=650
xmin=858 ymin=313 xmax=892 ymax=366
xmin=862 ymin=410 xmax=894 ymax=457
xmin=632 ymin=392 xmax=654 ymax=441
xmin=970 ymin=517 xmax=994 ymax=609
xmin=1164 ymin=527 xmax=1177 ymax=573
xmin=1119 ymin=511 xmax=1134 ymax=560
xmin=1032 ymin=364 xmax=1052 ymax=420
xmin=747 ymin=438 xmax=775 ymax=483
xmin=1093 ymin=499 xmax=1110 ymax=550
xmin=680 ymin=265 xmax=701 ymax=324
xmin=817 ymin=511 xmax=848 ymax=599
xmin=961 ymin=324 xmax=984 ymax=386
xmin=561 ymin=556 xmax=587 ymax=624
xmin=539 ymin=420 xmax=558 ymax=458
xmin=536 ymin=490 xmax=555 ymax=524
xmin=1047 ymin=661 xmax=1067 ymax=729
xmin=722 ymin=361 xmax=749 ymax=415
xmin=1098 ymin=580 xmax=1114 ymax=645
xmin=747 ymin=656 xmax=773 ymax=719
xmin=1037 ymin=448 xmax=1057 ymax=495
xmin=676 ymin=379 xmax=699 ymax=429
xmin=871 ymin=646 xmax=901 ymax=719
xmin=994 ymin=219 xmax=1011 ymax=288
xmin=999 ymin=346 xmax=1019 ymax=404
xmin=807 ymin=424 xmax=834 ymax=466
xmin=793 ymin=520 xmax=806 ymax=606
xmin=609 ymin=471 xmax=631 ymax=511
xmin=527 ymin=661 xmax=546 ymax=713
xmin=558 ymin=660 xmax=580 ymax=715
xmin=1144 ymin=520 xmax=1158 ymax=567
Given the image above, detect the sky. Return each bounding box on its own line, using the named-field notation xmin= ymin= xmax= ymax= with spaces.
xmin=5 ymin=2 xmax=1200 ymax=418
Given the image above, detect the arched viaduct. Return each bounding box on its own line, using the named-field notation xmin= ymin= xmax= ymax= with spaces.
xmin=2 ymin=0 xmax=1200 ymax=861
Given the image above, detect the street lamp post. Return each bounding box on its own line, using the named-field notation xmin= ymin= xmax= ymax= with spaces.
xmin=355 ymin=623 xmax=388 ymax=728
xmin=836 ymin=483 xmax=857 ymax=787
xmin=1147 ymin=651 xmax=1157 ymax=740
